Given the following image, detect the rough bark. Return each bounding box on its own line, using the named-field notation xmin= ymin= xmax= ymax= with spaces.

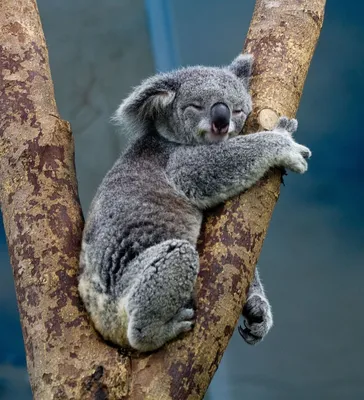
xmin=0 ymin=0 xmax=325 ymax=399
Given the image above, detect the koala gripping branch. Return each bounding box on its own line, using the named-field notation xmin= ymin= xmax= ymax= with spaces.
xmin=0 ymin=0 xmax=325 ymax=399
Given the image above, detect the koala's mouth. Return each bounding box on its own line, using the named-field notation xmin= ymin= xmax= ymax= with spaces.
xmin=198 ymin=123 xmax=235 ymax=143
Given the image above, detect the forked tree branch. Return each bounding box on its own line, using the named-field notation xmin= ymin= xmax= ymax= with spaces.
xmin=0 ymin=0 xmax=325 ymax=399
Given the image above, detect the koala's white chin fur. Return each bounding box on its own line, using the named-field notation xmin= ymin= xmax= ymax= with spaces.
xmin=205 ymin=131 xmax=230 ymax=143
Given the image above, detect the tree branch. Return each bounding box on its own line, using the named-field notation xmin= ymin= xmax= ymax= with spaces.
xmin=0 ymin=0 xmax=325 ymax=399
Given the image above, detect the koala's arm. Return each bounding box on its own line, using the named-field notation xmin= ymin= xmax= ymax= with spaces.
xmin=167 ymin=119 xmax=310 ymax=208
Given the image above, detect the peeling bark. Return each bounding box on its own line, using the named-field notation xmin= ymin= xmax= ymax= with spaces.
xmin=0 ymin=0 xmax=325 ymax=399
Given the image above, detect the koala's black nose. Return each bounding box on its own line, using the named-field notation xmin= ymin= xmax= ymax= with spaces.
xmin=211 ymin=102 xmax=230 ymax=134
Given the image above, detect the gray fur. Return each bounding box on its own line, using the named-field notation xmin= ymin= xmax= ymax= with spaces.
xmin=78 ymin=54 xmax=311 ymax=352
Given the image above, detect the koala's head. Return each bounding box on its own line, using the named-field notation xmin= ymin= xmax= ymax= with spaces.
xmin=113 ymin=54 xmax=253 ymax=145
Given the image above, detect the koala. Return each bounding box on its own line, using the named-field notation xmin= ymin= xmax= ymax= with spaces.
xmin=78 ymin=54 xmax=311 ymax=352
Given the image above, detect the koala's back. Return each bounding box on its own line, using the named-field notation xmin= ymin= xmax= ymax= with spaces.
xmin=81 ymin=134 xmax=202 ymax=296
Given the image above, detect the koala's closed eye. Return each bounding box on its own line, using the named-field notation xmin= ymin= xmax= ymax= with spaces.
xmin=185 ymin=104 xmax=204 ymax=111
xmin=232 ymin=109 xmax=244 ymax=115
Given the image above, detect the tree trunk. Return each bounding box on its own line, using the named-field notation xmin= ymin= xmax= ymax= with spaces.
xmin=0 ymin=0 xmax=326 ymax=399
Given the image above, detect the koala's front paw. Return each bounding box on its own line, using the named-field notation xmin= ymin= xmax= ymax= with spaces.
xmin=281 ymin=143 xmax=311 ymax=174
xmin=273 ymin=117 xmax=312 ymax=174
xmin=274 ymin=116 xmax=298 ymax=135
xmin=239 ymin=294 xmax=273 ymax=345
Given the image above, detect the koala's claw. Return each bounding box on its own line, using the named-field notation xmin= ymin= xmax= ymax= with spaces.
xmin=299 ymin=145 xmax=312 ymax=160
xmin=238 ymin=323 xmax=261 ymax=345
xmin=275 ymin=116 xmax=298 ymax=135
xmin=240 ymin=294 xmax=273 ymax=345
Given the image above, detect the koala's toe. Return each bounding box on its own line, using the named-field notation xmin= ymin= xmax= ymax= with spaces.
xmin=296 ymin=157 xmax=308 ymax=174
xmin=299 ymin=145 xmax=312 ymax=159
xmin=175 ymin=320 xmax=194 ymax=334
xmin=238 ymin=324 xmax=262 ymax=345
xmin=286 ymin=118 xmax=298 ymax=133
xmin=175 ymin=307 xmax=195 ymax=322
xmin=276 ymin=116 xmax=289 ymax=130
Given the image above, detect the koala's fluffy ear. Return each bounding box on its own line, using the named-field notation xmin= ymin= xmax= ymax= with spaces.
xmin=228 ymin=54 xmax=253 ymax=88
xmin=112 ymin=72 xmax=179 ymax=133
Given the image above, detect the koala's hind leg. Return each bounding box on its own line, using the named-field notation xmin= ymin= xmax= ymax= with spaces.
xmin=125 ymin=239 xmax=199 ymax=352
xmin=239 ymin=268 xmax=273 ymax=345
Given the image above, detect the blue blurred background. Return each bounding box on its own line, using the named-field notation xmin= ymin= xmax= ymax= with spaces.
xmin=1 ymin=0 xmax=363 ymax=398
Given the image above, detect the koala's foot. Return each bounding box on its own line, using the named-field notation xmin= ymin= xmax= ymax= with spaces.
xmin=239 ymin=294 xmax=273 ymax=345
xmin=274 ymin=117 xmax=312 ymax=174
xmin=126 ymin=239 xmax=199 ymax=352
